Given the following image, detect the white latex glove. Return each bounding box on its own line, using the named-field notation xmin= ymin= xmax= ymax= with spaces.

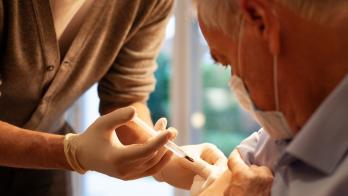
xmin=64 ymin=106 xmax=174 ymax=180
xmin=189 ymin=151 xmax=228 ymax=196
xmin=191 ymin=169 xmax=231 ymax=196
xmin=152 ymin=118 xmax=228 ymax=190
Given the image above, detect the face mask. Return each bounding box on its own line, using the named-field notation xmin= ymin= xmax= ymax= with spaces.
xmin=230 ymin=18 xmax=294 ymax=140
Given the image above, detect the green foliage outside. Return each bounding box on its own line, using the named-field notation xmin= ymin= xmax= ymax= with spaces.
xmin=148 ymin=53 xmax=258 ymax=156
xmin=148 ymin=53 xmax=171 ymax=121
xmin=201 ymin=63 xmax=257 ymax=155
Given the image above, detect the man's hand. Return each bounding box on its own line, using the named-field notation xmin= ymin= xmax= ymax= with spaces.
xmin=191 ymin=150 xmax=273 ymax=196
xmin=64 ymin=106 xmax=175 ymax=180
xmin=224 ymin=150 xmax=273 ymax=196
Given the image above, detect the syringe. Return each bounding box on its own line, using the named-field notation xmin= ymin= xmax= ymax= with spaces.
xmin=132 ymin=116 xmax=194 ymax=162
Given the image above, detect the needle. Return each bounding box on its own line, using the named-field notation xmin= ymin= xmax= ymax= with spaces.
xmin=132 ymin=116 xmax=194 ymax=162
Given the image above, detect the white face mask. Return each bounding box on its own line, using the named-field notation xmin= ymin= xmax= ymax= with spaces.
xmin=230 ymin=18 xmax=294 ymax=140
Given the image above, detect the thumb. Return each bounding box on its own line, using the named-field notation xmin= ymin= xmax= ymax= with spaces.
xmin=154 ymin=118 xmax=167 ymax=131
xmin=98 ymin=106 xmax=136 ymax=131
xmin=228 ymin=149 xmax=249 ymax=172
xmin=124 ymin=131 xmax=171 ymax=160
xmin=179 ymin=156 xmax=213 ymax=179
xmin=190 ymin=175 xmax=206 ymax=196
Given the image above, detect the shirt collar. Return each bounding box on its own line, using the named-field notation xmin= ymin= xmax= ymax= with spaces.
xmin=285 ymin=74 xmax=348 ymax=174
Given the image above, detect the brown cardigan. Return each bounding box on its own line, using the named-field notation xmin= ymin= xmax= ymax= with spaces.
xmin=0 ymin=0 xmax=173 ymax=132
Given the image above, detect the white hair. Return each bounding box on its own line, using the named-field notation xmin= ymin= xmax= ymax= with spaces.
xmin=195 ymin=0 xmax=346 ymax=39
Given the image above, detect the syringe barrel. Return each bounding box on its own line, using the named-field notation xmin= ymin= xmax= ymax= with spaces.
xmin=133 ymin=116 xmax=186 ymax=158
xmin=164 ymin=141 xmax=186 ymax=158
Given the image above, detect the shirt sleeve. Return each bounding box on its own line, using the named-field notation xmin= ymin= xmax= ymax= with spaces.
xmin=0 ymin=0 xmax=3 ymax=80
xmin=237 ymin=130 xmax=262 ymax=165
xmin=237 ymin=128 xmax=287 ymax=170
xmin=98 ymin=0 xmax=174 ymax=114
xmin=0 ymin=0 xmax=3 ymax=50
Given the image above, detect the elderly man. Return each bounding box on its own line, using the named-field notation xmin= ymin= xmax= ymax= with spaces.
xmin=192 ymin=0 xmax=348 ymax=195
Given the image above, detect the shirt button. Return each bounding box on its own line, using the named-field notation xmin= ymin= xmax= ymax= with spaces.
xmin=46 ymin=65 xmax=55 ymax=71
xmin=0 ymin=75 xmax=2 ymax=97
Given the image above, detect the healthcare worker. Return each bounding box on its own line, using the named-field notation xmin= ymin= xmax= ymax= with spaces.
xmin=0 ymin=0 xmax=227 ymax=195
xmin=192 ymin=0 xmax=348 ymax=195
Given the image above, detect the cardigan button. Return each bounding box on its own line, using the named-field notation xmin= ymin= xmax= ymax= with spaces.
xmin=0 ymin=74 xmax=2 ymax=97
xmin=46 ymin=65 xmax=55 ymax=71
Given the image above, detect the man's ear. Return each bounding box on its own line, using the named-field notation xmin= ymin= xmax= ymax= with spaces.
xmin=239 ymin=0 xmax=280 ymax=55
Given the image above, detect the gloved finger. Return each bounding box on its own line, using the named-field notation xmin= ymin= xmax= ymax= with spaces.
xmin=190 ymin=175 xmax=208 ymax=196
xmin=228 ymin=149 xmax=249 ymax=172
xmin=124 ymin=130 xmax=172 ymax=160
xmin=142 ymin=148 xmax=169 ymax=169
xmin=99 ymin=106 xmax=136 ymax=131
xmin=179 ymin=155 xmax=213 ymax=179
xmin=167 ymin=127 xmax=178 ymax=140
xmin=143 ymin=150 xmax=173 ymax=176
xmin=200 ymin=143 xmax=227 ymax=166
xmin=124 ymin=150 xmax=173 ymax=180
xmin=154 ymin=118 xmax=177 ymax=141
xmin=131 ymin=145 xmax=167 ymax=164
xmin=154 ymin=118 xmax=167 ymax=131
xmin=126 ymin=128 xmax=175 ymax=164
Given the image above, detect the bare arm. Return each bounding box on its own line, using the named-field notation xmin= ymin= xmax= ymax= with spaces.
xmin=102 ymin=102 xmax=153 ymax=145
xmin=0 ymin=121 xmax=72 ymax=170
xmin=0 ymin=107 xmax=174 ymax=180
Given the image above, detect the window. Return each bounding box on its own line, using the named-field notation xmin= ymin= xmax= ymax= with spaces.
xmin=68 ymin=2 xmax=259 ymax=195
xmin=71 ymin=17 xmax=176 ymax=196
xmin=198 ymin=30 xmax=259 ymax=155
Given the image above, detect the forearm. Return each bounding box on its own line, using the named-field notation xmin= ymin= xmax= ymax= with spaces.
xmin=103 ymin=102 xmax=153 ymax=144
xmin=0 ymin=121 xmax=72 ymax=170
xmin=130 ymin=102 xmax=153 ymax=124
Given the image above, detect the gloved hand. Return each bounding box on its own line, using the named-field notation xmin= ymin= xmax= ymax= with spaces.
xmin=64 ymin=106 xmax=175 ymax=180
xmin=189 ymin=146 xmax=228 ymax=196
xmin=190 ymin=169 xmax=231 ymax=196
xmin=152 ymin=118 xmax=228 ymax=190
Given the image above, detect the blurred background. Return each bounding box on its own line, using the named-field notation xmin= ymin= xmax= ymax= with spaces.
xmin=67 ymin=1 xmax=258 ymax=196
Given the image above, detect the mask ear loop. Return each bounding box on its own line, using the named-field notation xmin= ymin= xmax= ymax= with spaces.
xmin=274 ymin=54 xmax=280 ymax=111
xmin=238 ymin=14 xmax=281 ymax=111
xmin=236 ymin=16 xmax=245 ymax=77
xmin=270 ymin=7 xmax=281 ymax=111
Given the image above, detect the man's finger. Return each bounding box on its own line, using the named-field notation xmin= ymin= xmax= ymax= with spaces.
xmin=228 ymin=149 xmax=249 ymax=172
xmin=250 ymin=165 xmax=273 ymax=177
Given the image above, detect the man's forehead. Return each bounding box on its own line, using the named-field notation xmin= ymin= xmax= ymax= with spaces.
xmin=210 ymin=51 xmax=219 ymax=63
xmin=200 ymin=25 xmax=236 ymax=52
